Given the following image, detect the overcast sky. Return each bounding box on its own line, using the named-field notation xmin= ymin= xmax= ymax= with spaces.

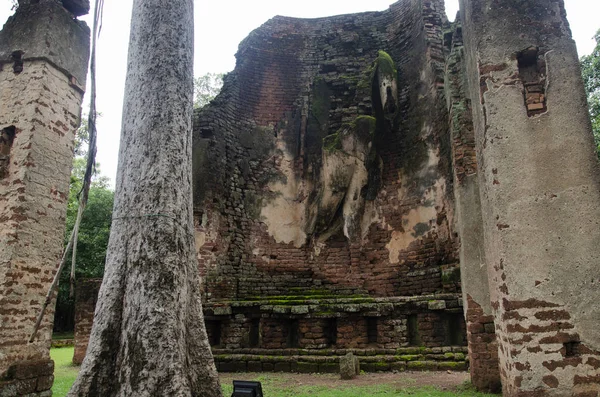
xmin=1 ymin=0 xmax=598 ymax=186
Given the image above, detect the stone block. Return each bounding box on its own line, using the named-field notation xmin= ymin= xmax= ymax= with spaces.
xmin=390 ymin=362 xmax=406 ymax=372
xmin=262 ymin=363 xmax=274 ymax=372
xmin=291 ymin=305 xmax=309 ymax=314
xmin=407 ymin=361 xmax=438 ymax=371
xmin=339 ymin=353 xmax=358 ymax=380
xmin=296 ymin=362 xmax=319 ymax=373
xmin=213 ymin=306 xmax=232 ymax=316
xmin=247 ymin=361 xmax=262 ymax=372
xmin=273 ymin=362 xmax=290 ymax=372
xmin=6 ymin=361 xmax=54 ymax=381
xmin=437 ymin=361 xmax=467 ymax=371
xmin=427 ymin=300 xmax=446 ymax=310
xmin=36 ymin=375 xmax=54 ymax=392
xmin=219 ymin=361 xmax=246 ymax=372
xmin=319 ymin=363 xmax=338 ymax=373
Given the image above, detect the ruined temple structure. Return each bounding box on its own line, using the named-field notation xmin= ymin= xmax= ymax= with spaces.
xmin=0 ymin=0 xmax=90 ymax=395
xmin=193 ymin=0 xmax=471 ymax=378
xmin=192 ymin=0 xmax=600 ymax=395
xmin=2 ymin=0 xmax=598 ymax=395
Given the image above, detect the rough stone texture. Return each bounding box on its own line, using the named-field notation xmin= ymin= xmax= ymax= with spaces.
xmin=73 ymin=279 xmax=101 ymax=365
xmin=461 ymin=0 xmax=600 ymax=395
xmin=444 ymin=21 xmax=501 ymax=392
xmin=202 ymin=295 xmax=466 ymax=350
xmin=340 ymin=353 xmax=358 ymax=380
xmin=0 ymin=1 xmax=90 ymax=85
xmin=192 ymin=0 xmax=457 ymax=306
xmin=0 ymin=360 xmax=54 ymax=397
xmin=0 ymin=2 xmax=89 ymax=394
xmin=212 ymin=345 xmax=469 ymax=374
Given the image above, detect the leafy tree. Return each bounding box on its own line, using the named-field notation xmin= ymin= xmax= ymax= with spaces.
xmin=53 ymin=122 xmax=114 ymax=333
xmin=581 ymin=29 xmax=600 ymax=158
xmin=194 ymin=72 xmax=224 ymax=108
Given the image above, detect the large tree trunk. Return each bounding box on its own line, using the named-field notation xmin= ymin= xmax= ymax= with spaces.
xmin=68 ymin=0 xmax=222 ymax=395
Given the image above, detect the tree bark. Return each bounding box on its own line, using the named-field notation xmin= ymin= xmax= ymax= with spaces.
xmin=68 ymin=0 xmax=222 ymax=395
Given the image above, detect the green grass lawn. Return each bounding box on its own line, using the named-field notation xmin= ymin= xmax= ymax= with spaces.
xmin=50 ymin=347 xmax=496 ymax=397
xmin=50 ymin=347 xmax=79 ymax=397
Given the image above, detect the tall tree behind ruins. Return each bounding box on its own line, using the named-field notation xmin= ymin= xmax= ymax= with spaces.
xmin=67 ymin=0 xmax=222 ymax=395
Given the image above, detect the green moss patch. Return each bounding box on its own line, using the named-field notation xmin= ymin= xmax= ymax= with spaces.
xmin=376 ymin=50 xmax=397 ymax=78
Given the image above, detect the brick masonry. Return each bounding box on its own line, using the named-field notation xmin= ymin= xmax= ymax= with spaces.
xmin=461 ymin=0 xmax=600 ymax=394
xmin=0 ymin=2 xmax=89 ymax=396
xmin=444 ymin=21 xmax=501 ymax=391
xmin=42 ymin=0 xmax=600 ymax=393
xmin=189 ymin=0 xmax=472 ymax=377
xmin=193 ymin=0 xmax=457 ymax=304
xmin=73 ymin=279 xmax=102 ymax=365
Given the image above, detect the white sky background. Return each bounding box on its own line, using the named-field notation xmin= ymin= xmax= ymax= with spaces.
xmin=1 ymin=0 xmax=598 ymax=186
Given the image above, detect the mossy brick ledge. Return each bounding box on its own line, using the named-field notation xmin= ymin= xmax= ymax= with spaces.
xmin=213 ymin=350 xmax=468 ymax=373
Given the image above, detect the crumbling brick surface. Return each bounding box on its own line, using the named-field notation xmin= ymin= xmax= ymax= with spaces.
xmin=461 ymin=0 xmax=600 ymax=394
xmin=0 ymin=359 xmax=54 ymax=397
xmin=0 ymin=60 xmax=84 ymax=381
xmin=0 ymin=3 xmax=89 ymax=395
xmin=193 ymin=0 xmax=457 ymax=304
xmin=465 ymin=295 xmax=501 ymax=392
xmin=73 ymin=279 xmax=102 ymax=365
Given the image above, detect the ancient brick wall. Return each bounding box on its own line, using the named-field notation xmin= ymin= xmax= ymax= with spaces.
xmin=444 ymin=21 xmax=501 ymax=392
xmin=461 ymin=0 xmax=600 ymax=395
xmin=0 ymin=2 xmax=89 ymax=395
xmin=73 ymin=279 xmax=101 ymax=365
xmin=204 ymin=294 xmax=468 ymax=372
xmin=193 ymin=0 xmax=458 ymax=303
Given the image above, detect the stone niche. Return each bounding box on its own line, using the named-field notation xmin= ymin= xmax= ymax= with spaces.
xmin=193 ymin=0 xmax=466 ymax=372
xmin=205 ymin=295 xmax=468 ymax=373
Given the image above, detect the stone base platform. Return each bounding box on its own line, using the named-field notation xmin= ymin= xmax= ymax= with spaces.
xmin=213 ymin=347 xmax=469 ymax=373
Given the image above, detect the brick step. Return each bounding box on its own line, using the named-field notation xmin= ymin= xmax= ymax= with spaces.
xmin=214 ymin=352 xmax=468 ymax=373
xmin=212 ymin=346 xmax=468 ymax=357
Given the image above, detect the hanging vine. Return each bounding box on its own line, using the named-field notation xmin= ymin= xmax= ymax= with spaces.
xmin=30 ymin=0 xmax=104 ymax=342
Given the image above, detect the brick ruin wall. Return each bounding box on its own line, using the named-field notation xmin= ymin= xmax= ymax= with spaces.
xmin=460 ymin=0 xmax=600 ymax=395
xmin=193 ymin=0 xmax=457 ymax=304
xmin=190 ymin=0 xmax=472 ymax=374
xmin=15 ymin=0 xmax=597 ymax=393
xmin=444 ymin=22 xmax=501 ymax=392
xmin=191 ymin=0 xmax=600 ymax=392
xmin=0 ymin=1 xmax=89 ymax=395
xmin=73 ymin=279 xmax=101 ymax=365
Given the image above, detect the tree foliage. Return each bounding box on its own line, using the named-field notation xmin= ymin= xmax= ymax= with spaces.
xmin=194 ymin=72 xmax=224 ymax=108
xmin=54 ymin=122 xmax=114 ymax=332
xmin=581 ymin=29 xmax=600 ymax=158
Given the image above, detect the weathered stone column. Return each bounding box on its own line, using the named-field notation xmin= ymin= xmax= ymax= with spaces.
xmin=445 ymin=22 xmax=501 ymax=393
xmin=0 ymin=1 xmax=90 ymax=395
xmin=460 ymin=0 xmax=600 ymax=395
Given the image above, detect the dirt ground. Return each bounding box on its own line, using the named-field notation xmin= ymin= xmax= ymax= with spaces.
xmin=220 ymin=371 xmax=471 ymax=391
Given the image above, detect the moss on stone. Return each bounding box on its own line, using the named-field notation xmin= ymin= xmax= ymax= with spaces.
xmin=398 ymin=354 xmax=420 ymax=361
xmin=437 ymin=361 xmax=467 ymax=371
xmin=352 ymin=115 xmax=377 ymax=137
xmin=376 ymin=50 xmax=397 ymax=78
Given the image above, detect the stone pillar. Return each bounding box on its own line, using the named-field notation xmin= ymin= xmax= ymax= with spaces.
xmin=445 ymin=22 xmax=501 ymax=393
xmin=73 ymin=279 xmax=101 ymax=365
xmin=460 ymin=0 xmax=600 ymax=395
xmin=0 ymin=1 xmax=90 ymax=395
